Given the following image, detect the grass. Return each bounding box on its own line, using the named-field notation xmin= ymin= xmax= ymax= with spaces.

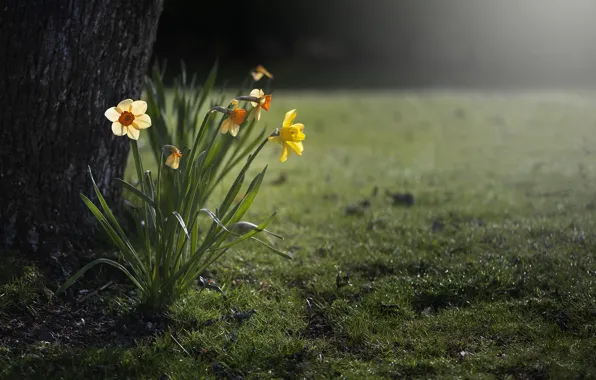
xmin=3 ymin=91 xmax=596 ymax=378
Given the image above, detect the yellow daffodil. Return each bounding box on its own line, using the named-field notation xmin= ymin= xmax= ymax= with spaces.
xmin=220 ymin=101 xmax=247 ymax=137
xmin=165 ymin=146 xmax=182 ymax=169
xmin=104 ymin=99 xmax=152 ymax=140
xmin=251 ymin=65 xmax=274 ymax=81
xmin=249 ymin=89 xmax=272 ymax=121
xmin=268 ymin=109 xmax=305 ymax=163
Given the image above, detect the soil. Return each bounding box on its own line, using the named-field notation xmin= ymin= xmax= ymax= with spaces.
xmin=0 ymin=288 xmax=168 ymax=352
xmin=0 ymin=251 xmax=169 ymax=352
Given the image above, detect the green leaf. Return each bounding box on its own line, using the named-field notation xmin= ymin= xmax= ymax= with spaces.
xmin=218 ymin=127 xmax=266 ymax=179
xmin=217 ymin=172 xmax=245 ymax=219
xmin=80 ymin=194 xmax=146 ymax=273
xmin=228 ymin=221 xmax=284 ymax=240
xmin=212 ymin=212 xmax=278 ymax=252
xmin=56 ymin=258 xmax=144 ymax=295
xmin=115 ymin=178 xmax=157 ymax=208
xmin=87 ymin=167 xmax=126 ymax=237
xmin=248 ymin=235 xmax=292 ymax=259
xmin=196 ymin=208 xmax=233 ymax=233
xmin=172 ymin=211 xmax=190 ymax=240
xmin=223 ymin=166 xmax=267 ymax=225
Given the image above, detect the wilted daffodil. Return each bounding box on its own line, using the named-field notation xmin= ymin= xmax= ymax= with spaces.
xmin=104 ymin=99 xmax=152 ymax=140
xmin=249 ymin=89 xmax=272 ymax=121
xmin=165 ymin=145 xmax=182 ymax=169
xmin=268 ymin=109 xmax=305 ymax=163
xmin=220 ymin=100 xmax=247 ymax=137
xmin=251 ymin=65 xmax=274 ymax=81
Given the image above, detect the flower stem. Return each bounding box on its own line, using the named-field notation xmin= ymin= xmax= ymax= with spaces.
xmin=130 ymin=139 xmax=145 ymax=192
xmin=130 ymin=139 xmax=152 ymax=272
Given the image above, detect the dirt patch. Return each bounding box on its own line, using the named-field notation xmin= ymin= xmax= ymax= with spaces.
xmin=0 ymin=252 xmax=168 ymax=352
xmin=303 ymin=309 xmax=334 ymax=339
xmin=0 ymin=292 xmax=168 ymax=351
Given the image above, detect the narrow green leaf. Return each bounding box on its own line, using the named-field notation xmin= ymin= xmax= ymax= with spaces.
xmin=115 ymin=178 xmax=157 ymax=208
xmin=172 ymin=211 xmax=190 ymax=240
xmin=218 ymin=172 xmax=245 ymax=218
xmin=219 ymin=137 xmax=269 ymax=216
xmin=81 ymin=194 xmax=145 ymax=273
xmin=85 ymin=168 xmax=145 ymax=270
xmin=211 ymin=212 xmax=278 ymax=252
xmin=228 ymin=221 xmax=284 ymax=240
xmin=56 ymin=258 xmax=144 ymax=295
xmin=223 ymin=166 xmax=267 ymax=225
xmin=248 ymin=235 xmax=292 ymax=259
xmin=87 ymin=166 xmax=126 ymax=238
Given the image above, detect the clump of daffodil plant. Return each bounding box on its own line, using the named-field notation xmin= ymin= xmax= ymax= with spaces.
xmin=56 ymin=63 xmax=306 ymax=311
xmin=143 ymin=61 xmax=275 ymax=212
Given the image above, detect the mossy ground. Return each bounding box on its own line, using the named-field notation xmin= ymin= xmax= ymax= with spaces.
xmin=2 ymin=92 xmax=596 ymax=379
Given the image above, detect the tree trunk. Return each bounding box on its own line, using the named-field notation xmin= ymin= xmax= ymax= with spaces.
xmin=0 ymin=0 xmax=164 ymax=256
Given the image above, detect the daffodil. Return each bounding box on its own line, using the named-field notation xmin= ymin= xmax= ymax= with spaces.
xmin=220 ymin=100 xmax=247 ymax=137
xmin=251 ymin=65 xmax=274 ymax=81
xmin=104 ymin=99 xmax=152 ymax=140
xmin=249 ymin=89 xmax=272 ymax=121
xmin=165 ymin=146 xmax=182 ymax=169
xmin=268 ymin=109 xmax=305 ymax=163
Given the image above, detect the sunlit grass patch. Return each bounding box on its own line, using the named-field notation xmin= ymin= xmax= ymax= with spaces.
xmin=3 ymin=92 xmax=596 ymax=378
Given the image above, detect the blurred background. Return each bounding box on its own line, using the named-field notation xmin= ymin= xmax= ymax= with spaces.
xmin=153 ymin=0 xmax=596 ymax=89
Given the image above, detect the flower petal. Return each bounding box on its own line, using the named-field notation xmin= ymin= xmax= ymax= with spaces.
xmin=131 ymin=100 xmax=147 ymax=116
xmin=105 ymin=107 xmax=121 ymax=122
xmin=111 ymin=122 xmax=127 ymax=136
xmin=255 ymin=108 xmax=261 ymax=121
xmin=133 ymin=113 xmax=152 ymax=129
xmin=249 ymin=88 xmax=263 ymax=98
xmin=230 ymin=123 xmax=240 ymax=137
xmin=293 ymin=124 xmax=306 ymax=140
xmin=117 ymin=99 xmax=133 ymax=112
xmin=286 ymin=141 xmax=303 ymax=155
xmin=258 ymin=65 xmax=273 ymax=79
xmin=268 ymin=135 xmax=282 ymax=143
xmin=126 ymin=126 xmax=140 ymax=140
xmin=171 ymin=156 xmax=180 ymax=169
xmin=219 ymin=118 xmax=231 ymax=134
xmin=280 ymin=143 xmax=289 ymax=163
xmin=251 ymin=71 xmax=264 ymax=81
xmin=283 ymin=109 xmax=297 ymax=128
xmin=165 ymin=153 xmax=175 ymax=167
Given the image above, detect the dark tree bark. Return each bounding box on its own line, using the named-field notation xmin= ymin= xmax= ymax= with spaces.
xmin=0 ymin=1 xmax=164 ymax=256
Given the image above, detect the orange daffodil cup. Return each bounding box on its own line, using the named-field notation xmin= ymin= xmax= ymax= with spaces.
xmin=219 ymin=100 xmax=247 ymax=137
xmin=105 ymin=99 xmax=152 ymax=140
xmin=229 ymin=89 xmax=271 ymax=124
xmin=269 ymin=109 xmax=306 ymax=163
